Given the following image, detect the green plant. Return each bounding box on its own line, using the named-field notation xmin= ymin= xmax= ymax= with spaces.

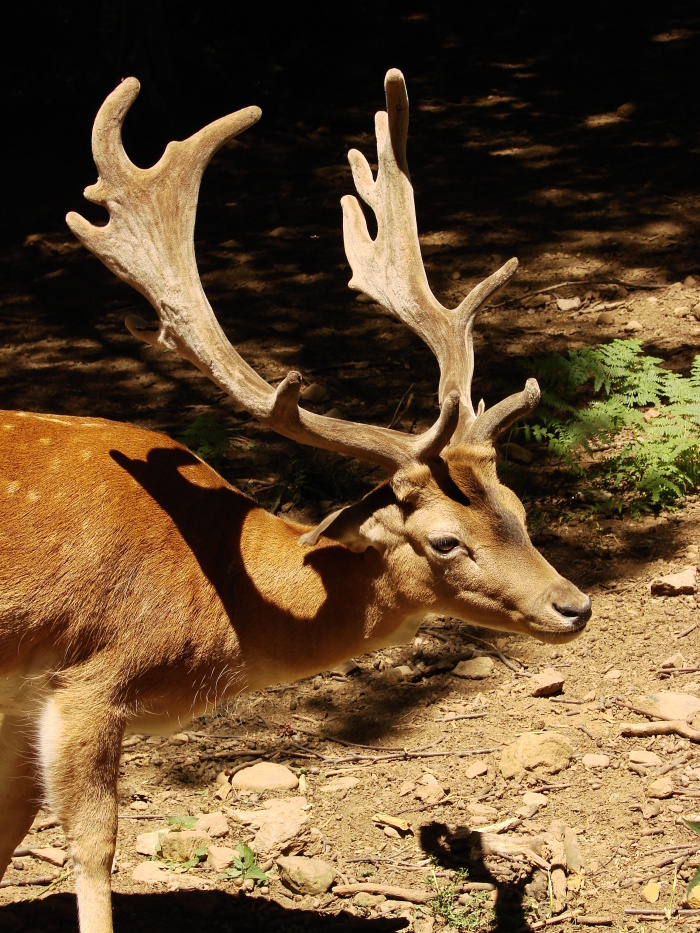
xmin=166 ymin=814 xmax=198 ymax=831
xmin=427 ymin=866 xmax=494 ymax=930
xmin=177 ymin=416 xmax=231 ymax=467
xmin=223 ymin=842 xmax=269 ymax=885
xmin=518 ymin=339 xmax=700 ymax=513
xmin=683 ymin=819 xmax=700 ymax=908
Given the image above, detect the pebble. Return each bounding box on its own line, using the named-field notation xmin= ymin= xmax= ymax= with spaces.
xmin=207 ymin=845 xmax=237 ymax=871
xmin=629 ymin=749 xmax=662 ymax=767
xmin=415 ymin=773 xmax=445 ymax=804
xmin=194 ymin=810 xmax=229 ymax=838
xmin=231 ymin=762 xmax=299 ymax=792
xmin=159 ymin=831 xmax=212 ymax=863
xmin=464 ymin=761 xmax=488 ymax=779
xmin=452 ymin=656 xmax=494 ymax=679
xmin=276 ymin=855 xmax=336 ymax=895
xmin=132 ymin=862 xmax=169 ymax=884
xmin=597 ymin=311 xmax=615 ymax=325
xmin=529 ymin=668 xmax=565 ymax=697
xmin=648 ymin=777 xmax=674 ymax=798
xmin=582 ymin=753 xmax=610 ymax=770
xmin=300 ymin=383 xmax=327 ymax=403
xmin=232 ymin=796 xmax=309 ymax=853
xmin=556 ymin=297 xmax=581 ymax=312
xmin=500 ymin=732 xmax=573 ymax=778
xmin=603 ymin=669 xmax=623 ymax=680
xmin=624 ymin=319 xmax=642 ymax=332
xmin=135 ymin=830 xmax=167 ymax=857
xmin=641 ymin=881 xmax=660 ymax=903
xmin=650 ymin=566 xmax=697 ymax=596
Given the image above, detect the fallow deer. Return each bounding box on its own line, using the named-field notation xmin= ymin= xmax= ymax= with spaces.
xmin=0 ymin=70 xmax=590 ymax=932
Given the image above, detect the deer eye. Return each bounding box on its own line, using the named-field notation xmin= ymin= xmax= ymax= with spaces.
xmin=429 ymin=534 xmax=461 ymax=555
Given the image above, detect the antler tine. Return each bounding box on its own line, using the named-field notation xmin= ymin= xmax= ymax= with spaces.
xmin=342 ymin=68 xmax=537 ymax=446
xmin=67 ymin=78 xmax=459 ymax=473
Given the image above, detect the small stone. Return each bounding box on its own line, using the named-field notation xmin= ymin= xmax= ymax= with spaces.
xmin=28 ymin=846 xmax=68 ymax=867
xmin=529 ymin=668 xmax=565 ymax=697
xmin=629 ymin=749 xmax=662 ymax=767
xmin=648 ymin=777 xmax=674 ymax=798
xmin=132 ymin=862 xmax=170 ymax=884
xmin=500 ymin=732 xmax=573 ymax=779
xmin=683 ymin=275 xmax=698 ymax=287
xmin=233 ymin=797 xmax=309 ymax=854
xmin=194 ymin=811 xmax=229 ymax=838
xmin=467 ymin=802 xmax=499 ymax=820
xmin=276 ymin=855 xmax=335 ymax=895
xmin=650 ymin=566 xmax=697 ymax=596
xmin=395 ymin=664 xmax=413 ymax=678
xmin=642 ymin=802 xmax=661 ymax=819
xmin=399 ymin=779 xmax=416 ymax=796
xmin=353 ymin=892 xmax=386 ymax=908
xmin=524 ymin=294 xmax=547 ymax=308
xmin=330 ymin=658 xmax=359 ymax=676
xmin=169 ymin=732 xmax=190 ymax=745
xmin=135 ymin=830 xmax=168 ymax=857
xmin=207 ymin=845 xmax=237 ymax=871
xmin=642 ymin=881 xmax=661 ymax=903
xmin=688 ymin=885 xmax=700 ymax=909
xmin=300 ymin=383 xmax=327 ymax=403
xmin=452 ymin=656 xmax=494 ymax=679
xmin=661 ymin=652 xmax=685 ymax=670
xmin=692 ymin=302 xmax=700 ymax=321
xmin=231 ymin=762 xmax=299 ymax=792
xmin=597 ymin=310 xmax=615 ymax=325
xmin=556 ymin=297 xmax=581 ymax=311
xmin=582 ymin=753 xmax=610 ymax=770
xmin=320 ymin=776 xmax=360 ymax=795
xmin=415 ymin=773 xmax=444 ymax=804
xmin=464 ymin=761 xmax=488 ymax=779
xmin=604 ymin=669 xmax=623 ymax=681
xmin=159 ymin=831 xmax=212 ymax=863
xmin=129 ymin=800 xmax=149 ymax=811
xmin=517 ymin=791 xmax=548 ymax=819
xmin=624 ymin=319 xmax=642 ymax=332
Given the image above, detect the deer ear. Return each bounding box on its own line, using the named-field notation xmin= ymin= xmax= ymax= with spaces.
xmin=298 ymin=484 xmax=395 ymax=553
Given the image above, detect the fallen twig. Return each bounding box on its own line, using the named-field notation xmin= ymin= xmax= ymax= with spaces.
xmin=529 ymin=909 xmax=580 ymax=929
xmin=0 ymin=874 xmax=59 ymax=889
xmin=434 ymin=713 xmax=487 ymax=722
xmin=332 ymin=882 xmax=432 ymax=903
xmin=658 ymin=666 xmax=700 ymax=676
xmin=674 ymin=623 xmax=698 ymax=640
xmin=620 ymin=720 xmax=700 ymax=742
xmin=576 ymin=917 xmax=613 ymax=927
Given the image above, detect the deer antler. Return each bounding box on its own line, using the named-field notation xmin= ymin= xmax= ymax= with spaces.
xmin=66 ymin=77 xmax=459 ymax=472
xmin=342 ymin=68 xmax=539 ymax=446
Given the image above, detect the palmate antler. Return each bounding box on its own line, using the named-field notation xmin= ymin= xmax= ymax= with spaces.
xmin=343 ymin=69 xmax=540 ymax=445
xmin=66 ymin=70 xmax=537 ymax=475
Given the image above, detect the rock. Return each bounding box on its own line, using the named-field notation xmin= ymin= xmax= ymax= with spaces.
xmin=688 ymin=885 xmax=700 ymax=909
xmin=650 ymin=566 xmax=697 ymax=596
xmin=276 ymin=855 xmax=335 ymax=895
xmin=132 ymin=862 xmax=170 ymax=884
xmin=624 ymin=319 xmax=642 ymax=332
xmin=233 ymin=797 xmax=309 ymax=854
xmin=642 ymin=881 xmax=660 ymax=903
xmin=642 ymin=802 xmax=660 ymax=819
xmin=320 ymin=776 xmax=359 ymax=795
xmin=135 ymin=830 xmax=168 ymax=857
xmin=563 ymin=827 xmax=583 ymax=872
xmin=529 ymin=668 xmax=565 ymax=697
xmin=300 ymin=383 xmax=327 ymax=403
xmin=231 ymin=762 xmax=299 ymax=792
xmin=464 ymin=761 xmax=488 ymax=779
xmin=354 ymin=892 xmax=386 ymax=908
xmin=130 ymin=800 xmax=149 ymax=811
xmin=556 ymin=297 xmax=581 ymax=312
xmin=684 ymin=275 xmax=698 ymax=287
xmin=582 ymin=754 xmax=610 ymax=770
xmin=499 ymin=732 xmax=573 ymax=778
xmin=195 ymin=811 xmax=229 ymax=838
xmin=603 ymin=669 xmax=623 ymax=681
xmin=635 ymin=691 xmax=700 ymax=721
xmin=28 ymin=846 xmax=68 ymax=867
xmin=415 ymin=773 xmax=444 ymax=804
xmin=207 ymin=845 xmax=237 ymax=871
xmin=169 ymin=732 xmax=190 ymax=745
xmin=661 ymin=652 xmax=685 ymax=669
xmin=159 ymin=831 xmax=212 ymax=863
xmin=395 ymin=664 xmax=413 ymax=678
xmin=330 ymin=658 xmax=359 ymax=676
xmin=399 ymin=779 xmax=416 ymax=796
xmin=629 ymin=749 xmax=662 ymax=767
xmin=467 ymin=802 xmax=499 ymax=820
xmin=517 ymin=791 xmax=548 ymax=819
xmin=597 ymin=311 xmax=615 ymax=325
xmin=692 ymin=302 xmax=700 ymax=321
xmin=648 ymin=777 xmax=674 ymax=799
xmin=452 ymin=656 xmax=494 ymax=679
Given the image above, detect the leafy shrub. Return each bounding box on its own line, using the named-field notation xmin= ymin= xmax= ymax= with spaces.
xmin=518 ymin=339 xmax=700 ymax=513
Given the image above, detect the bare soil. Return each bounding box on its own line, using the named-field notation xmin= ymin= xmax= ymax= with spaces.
xmin=1 ymin=8 xmax=700 ymax=931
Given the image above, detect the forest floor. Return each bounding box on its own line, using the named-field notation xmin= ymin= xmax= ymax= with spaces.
xmin=1 ymin=16 xmax=700 ymax=932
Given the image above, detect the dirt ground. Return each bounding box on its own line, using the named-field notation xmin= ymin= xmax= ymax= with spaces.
xmin=2 ymin=7 xmax=700 ymax=932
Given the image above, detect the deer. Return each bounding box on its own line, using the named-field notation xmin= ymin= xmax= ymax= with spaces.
xmin=0 ymin=70 xmax=590 ymax=932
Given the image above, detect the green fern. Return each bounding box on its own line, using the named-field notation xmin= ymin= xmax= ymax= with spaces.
xmin=519 ymin=339 xmax=700 ymax=512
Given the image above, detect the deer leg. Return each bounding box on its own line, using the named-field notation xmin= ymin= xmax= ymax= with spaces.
xmin=0 ymin=714 xmax=43 ymax=879
xmin=38 ymin=691 xmax=124 ymax=933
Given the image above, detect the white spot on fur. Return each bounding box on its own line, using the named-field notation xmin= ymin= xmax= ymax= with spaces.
xmin=6 ymin=481 xmax=19 ymax=496
xmin=2 ymin=423 xmax=15 ymax=431
xmin=39 ymin=437 xmax=51 ymax=446
xmin=81 ymin=450 xmax=93 ymax=461
xmin=27 ymin=490 xmax=40 ymax=503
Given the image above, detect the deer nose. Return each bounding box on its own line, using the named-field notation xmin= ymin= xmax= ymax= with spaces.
xmin=553 ymin=593 xmax=592 ymax=628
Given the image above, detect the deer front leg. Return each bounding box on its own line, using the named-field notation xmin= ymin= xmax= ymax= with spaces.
xmin=39 ymin=690 xmax=125 ymax=933
xmin=0 ymin=714 xmax=43 ymax=879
